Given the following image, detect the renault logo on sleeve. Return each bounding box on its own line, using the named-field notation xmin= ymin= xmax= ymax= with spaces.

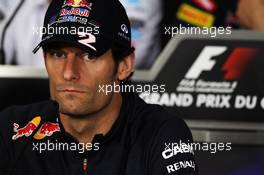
xmin=121 ymin=24 xmax=129 ymax=34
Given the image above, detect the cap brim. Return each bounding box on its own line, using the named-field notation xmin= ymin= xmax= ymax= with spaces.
xmin=33 ymin=34 xmax=110 ymax=57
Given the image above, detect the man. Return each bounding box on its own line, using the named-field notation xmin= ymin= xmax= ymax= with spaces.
xmin=2 ymin=0 xmax=50 ymax=67
xmin=0 ymin=0 xmax=198 ymax=175
xmin=120 ymin=0 xmax=163 ymax=69
xmin=0 ymin=0 xmax=20 ymax=20
xmin=236 ymin=0 xmax=264 ymax=31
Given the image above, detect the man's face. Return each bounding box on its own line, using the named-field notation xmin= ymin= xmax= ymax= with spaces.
xmin=44 ymin=43 xmax=118 ymax=117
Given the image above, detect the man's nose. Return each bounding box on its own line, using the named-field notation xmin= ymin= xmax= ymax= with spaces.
xmin=63 ymin=55 xmax=80 ymax=81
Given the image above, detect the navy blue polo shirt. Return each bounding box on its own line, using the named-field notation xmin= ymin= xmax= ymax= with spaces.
xmin=0 ymin=92 xmax=198 ymax=175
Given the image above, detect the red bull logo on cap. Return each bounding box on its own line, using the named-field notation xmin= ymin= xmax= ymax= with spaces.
xmin=12 ymin=116 xmax=41 ymax=140
xmin=60 ymin=8 xmax=90 ymax=17
xmin=63 ymin=0 xmax=92 ymax=9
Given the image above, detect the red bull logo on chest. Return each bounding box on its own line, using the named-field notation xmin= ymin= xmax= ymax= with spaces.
xmin=34 ymin=122 xmax=60 ymax=140
xmin=12 ymin=116 xmax=41 ymax=140
xmin=12 ymin=116 xmax=61 ymax=140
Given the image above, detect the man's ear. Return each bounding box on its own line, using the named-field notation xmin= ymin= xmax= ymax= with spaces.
xmin=117 ymin=52 xmax=135 ymax=81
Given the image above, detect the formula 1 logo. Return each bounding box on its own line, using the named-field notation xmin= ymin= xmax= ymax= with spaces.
xmin=185 ymin=46 xmax=227 ymax=79
xmin=185 ymin=46 xmax=257 ymax=80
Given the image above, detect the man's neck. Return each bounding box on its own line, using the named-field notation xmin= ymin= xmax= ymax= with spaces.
xmin=59 ymin=93 xmax=122 ymax=144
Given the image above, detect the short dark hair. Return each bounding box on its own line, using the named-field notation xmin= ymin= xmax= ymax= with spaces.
xmin=111 ymin=44 xmax=135 ymax=80
xmin=111 ymin=44 xmax=134 ymax=62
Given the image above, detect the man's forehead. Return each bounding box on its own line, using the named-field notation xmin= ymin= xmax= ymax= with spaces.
xmin=44 ymin=42 xmax=113 ymax=59
xmin=44 ymin=42 xmax=89 ymax=53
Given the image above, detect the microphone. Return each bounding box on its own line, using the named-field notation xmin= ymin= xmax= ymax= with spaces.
xmin=0 ymin=0 xmax=25 ymax=64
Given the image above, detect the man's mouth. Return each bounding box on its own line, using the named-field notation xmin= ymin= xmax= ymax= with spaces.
xmin=61 ymin=89 xmax=85 ymax=93
xmin=56 ymin=84 xmax=88 ymax=95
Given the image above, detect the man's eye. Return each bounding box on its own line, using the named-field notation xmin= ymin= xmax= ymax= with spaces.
xmin=82 ymin=53 xmax=96 ymax=61
xmin=49 ymin=51 xmax=66 ymax=59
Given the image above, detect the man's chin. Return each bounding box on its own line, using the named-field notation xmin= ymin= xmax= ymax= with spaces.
xmin=59 ymin=106 xmax=87 ymax=118
xmin=56 ymin=99 xmax=86 ymax=115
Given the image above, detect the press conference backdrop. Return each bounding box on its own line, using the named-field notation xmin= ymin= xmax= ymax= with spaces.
xmin=0 ymin=30 xmax=264 ymax=175
xmin=131 ymin=30 xmax=264 ymax=175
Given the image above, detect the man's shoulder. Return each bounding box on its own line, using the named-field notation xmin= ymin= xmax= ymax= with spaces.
xmin=0 ymin=100 xmax=58 ymax=136
xmin=132 ymin=93 xmax=184 ymax=124
xmin=129 ymin=94 xmax=191 ymax=141
xmin=136 ymin=103 xmax=190 ymax=138
xmin=0 ymin=100 xmax=57 ymax=121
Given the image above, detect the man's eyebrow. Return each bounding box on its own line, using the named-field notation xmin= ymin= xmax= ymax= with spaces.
xmin=45 ymin=47 xmax=63 ymax=52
